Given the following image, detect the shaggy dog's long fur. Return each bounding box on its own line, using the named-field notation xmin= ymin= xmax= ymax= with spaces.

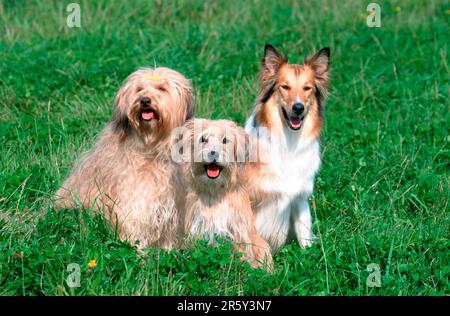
xmin=245 ymin=45 xmax=331 ymax=251
xmin=54 ymin=67 xmax=194 ymax=249
xmin=180 ymin=119 xmax=272 ymax=269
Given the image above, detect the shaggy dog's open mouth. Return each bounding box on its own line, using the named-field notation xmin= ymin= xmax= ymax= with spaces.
xmin=140 ymin=108 xmax=158 ymax=122
xmin=203 ymin=163 xmax=223 ymax=179
xmin=281 ymin=107 xmax=305 ymax=131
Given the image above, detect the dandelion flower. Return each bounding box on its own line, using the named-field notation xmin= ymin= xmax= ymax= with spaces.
xmin=88 ymin=260 xmax=97 ymax=268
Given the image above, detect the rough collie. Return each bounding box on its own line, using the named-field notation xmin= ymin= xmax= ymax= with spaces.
xmin=245 ymin=44 xmax=330 ymax=251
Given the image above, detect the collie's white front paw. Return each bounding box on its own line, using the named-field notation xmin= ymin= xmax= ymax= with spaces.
xmin=298 ymin=233 xmax=317 ymax=248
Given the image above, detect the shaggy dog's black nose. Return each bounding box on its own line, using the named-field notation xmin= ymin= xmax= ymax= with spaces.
xmin=140 ymin=97 xmax=151 ymax=108
xmin=292 ymin=102 xmax=304 ymax=115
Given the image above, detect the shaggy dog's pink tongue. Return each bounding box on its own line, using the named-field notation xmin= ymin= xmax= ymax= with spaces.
xmin=206 ymin=165 xmax=221 ymax=179
xmin=141 ymin=111 xmax=154 ymax=121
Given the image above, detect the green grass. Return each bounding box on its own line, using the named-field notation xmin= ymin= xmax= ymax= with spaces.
xmin=0 ymin=0 xmax=448 ymax=295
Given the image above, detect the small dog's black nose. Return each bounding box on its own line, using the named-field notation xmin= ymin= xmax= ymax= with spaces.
xmin=292 ymin=102 xmax=305 ymax=115
xmin=140 ymin=97 xmax=151 ymax=108
xmin=208 ymin=150 xmax=218 ymax=160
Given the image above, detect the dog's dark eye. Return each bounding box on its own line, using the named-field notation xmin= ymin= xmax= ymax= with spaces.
xmin=222 ymin=137 xmax=229 ymax=144
xmin=136 ymin=87 xmax=144 ymax=93
xmin=303 ymin=86 xmax=312 ymax=91
xmin=157 ymin=86 xmax=167 ymax=92
xmin=200 ymin=135 xmax=208 ymax=143
xmin=281 ymin=85 xmax=290 ymax=91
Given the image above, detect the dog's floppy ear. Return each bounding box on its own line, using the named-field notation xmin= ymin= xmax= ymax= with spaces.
xmin=305 ymin=47 xmax=331 ymax=101
xmin=177 ymin=118 xmax=196 ymax=163
xmin=261 ymin=44 xmax=287 ymax=80
xmin=173 ymin=79 xmax=195 ymax=121
xmin=234 ymin=127 xmax=251 ymax=165
xmin=112 ymin=112 xmax=129 ymax=142
xmin=112 ymin=85 xmax=129 ymax=142
xmin=184 ymin=88 xmax=195 ymax=121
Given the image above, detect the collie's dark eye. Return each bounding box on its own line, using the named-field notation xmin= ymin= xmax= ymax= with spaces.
xmin=281 ymin=85 xmax=290 ymax=91
xmin=200 ymin=135 xmax=207 ymax=143
xmin=222 ymin=137 xmax=229 ymax=144
xmin=303 ymin=86 xmax=312 ymax=91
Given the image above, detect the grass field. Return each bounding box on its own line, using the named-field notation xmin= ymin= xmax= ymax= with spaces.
xmin=0 ymin=0 xmax=448 ymax=295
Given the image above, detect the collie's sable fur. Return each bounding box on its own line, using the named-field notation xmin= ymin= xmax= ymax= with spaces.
xmin=181 ymin=119 xmax=272 ymax=269
xmin=54 ymin=67 xmax=194 ymax=249
xmin=245 ymin=45 xmax=330 ymax=251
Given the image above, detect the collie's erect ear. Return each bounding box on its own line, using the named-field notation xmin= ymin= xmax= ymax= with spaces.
xmin=261 ymin=44 xmax=287 ymax=80
xmin=306 ymin=47 xmax=330 ymax=77
xmin=305 ymin=47 xmax=331 ymax=100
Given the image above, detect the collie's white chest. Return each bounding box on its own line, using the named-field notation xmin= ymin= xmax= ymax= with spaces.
xmin=246 ymin=117 xmax=321 ymax=201
xmin=245 ymin=116 xmax=321 ymax=250
xmin=267 ymin=142 xmax=319 ymax=198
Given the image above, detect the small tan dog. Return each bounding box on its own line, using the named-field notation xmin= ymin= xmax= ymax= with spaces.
xmin=54 ymin=67 xmax=194 ymax=249
xmin=178 ymin=118 xmax=272 ymax=270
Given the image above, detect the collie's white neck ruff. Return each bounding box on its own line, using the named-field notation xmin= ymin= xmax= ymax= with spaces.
xmin=245 ymin=110 xmax=321 ymax=251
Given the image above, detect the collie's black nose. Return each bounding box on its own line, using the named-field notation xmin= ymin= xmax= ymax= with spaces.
xmin=292 ymin=102 xmax=305 ymax=115
xmin=140 ymin=97 xmax=151 ymax=108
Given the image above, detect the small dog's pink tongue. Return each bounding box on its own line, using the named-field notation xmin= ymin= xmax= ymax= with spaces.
xmin=141 ymin=111 xmax=154 ymax=121
xmin=206 ymin=166 xmax=220 ymax=178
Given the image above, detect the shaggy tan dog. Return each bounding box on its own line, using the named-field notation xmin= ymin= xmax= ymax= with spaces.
xmin=179 ymin=118 xmax=272 ymax=270
xmin=54 ymin=67 xmax=195 ymax=249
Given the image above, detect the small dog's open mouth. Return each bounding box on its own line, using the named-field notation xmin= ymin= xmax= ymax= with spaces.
xmin=204 ymin=163 xmax=223 ymax=179
xmin=141 ymin=109 xmax=157 ymax=122
xmin=282 ymin=108 xmax=304 ymax=131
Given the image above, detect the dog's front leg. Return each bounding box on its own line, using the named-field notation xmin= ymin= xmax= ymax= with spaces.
xmin=160 ymin=240 xmax=174 ymax=251
xmin=291 ymin=198 xmax=315 ymax=248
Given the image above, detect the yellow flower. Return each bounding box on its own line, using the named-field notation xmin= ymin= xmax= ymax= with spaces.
xmin=446 ymin=9 xmax=450 ymax=15
xmin=88 ymin=260 xmax=97 ymax=268
xmin=395 ymin=6 xmax=401 ymax=12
